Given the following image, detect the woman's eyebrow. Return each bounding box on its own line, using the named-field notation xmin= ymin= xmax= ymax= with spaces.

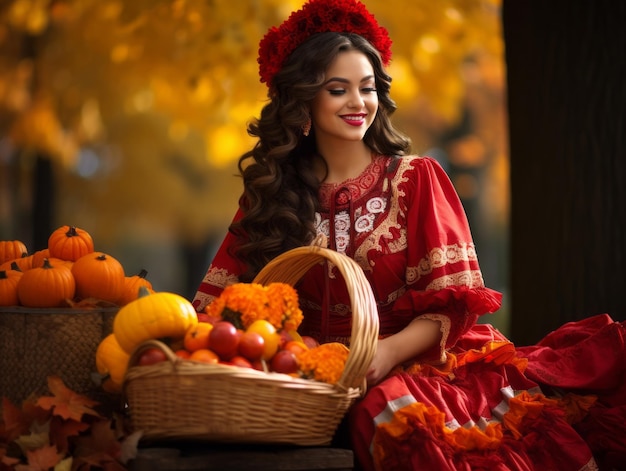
xmin=324 ymin=75 xmax=375 ymax=85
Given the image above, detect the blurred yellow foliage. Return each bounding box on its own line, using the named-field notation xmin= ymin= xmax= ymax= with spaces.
xmin=0 ymin=0 xmax=505 ymax=242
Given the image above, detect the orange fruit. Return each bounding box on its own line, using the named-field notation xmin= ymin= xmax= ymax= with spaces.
xmin=283 ymin=340 xmax=309 ymax=356
xmin=189 ymin=348 xmax=219 ymax=364
xmin=184 ymin=322 xmax=213 ymax=352
xmin=174 ymin=349 xmax=191 ymax=359
xmin=246 ymin=320 xmax=280 ymax=360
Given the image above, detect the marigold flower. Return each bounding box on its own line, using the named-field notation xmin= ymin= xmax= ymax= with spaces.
xmin=206 ymin=282 xmax=303 ymax=331
xmin=297 ymin=342 xmax=349 ymax=385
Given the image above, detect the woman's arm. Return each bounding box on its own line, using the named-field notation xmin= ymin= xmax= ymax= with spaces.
xmin=366 ymin=316 xmax=442 ymax=385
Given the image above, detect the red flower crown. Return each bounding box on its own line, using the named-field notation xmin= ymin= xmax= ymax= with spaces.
xmin=258 ymin=0 xmax=392 ymax=89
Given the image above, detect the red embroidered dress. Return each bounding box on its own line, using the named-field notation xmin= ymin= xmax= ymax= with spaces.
xmin=193 ymin=155 xmax=501 ymax=345
xmin=193 ymin=155 xmax=625 ymax=471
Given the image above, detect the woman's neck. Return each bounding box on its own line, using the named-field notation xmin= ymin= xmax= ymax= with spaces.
xmin=314 ymin=140 xmax=372 ymax=184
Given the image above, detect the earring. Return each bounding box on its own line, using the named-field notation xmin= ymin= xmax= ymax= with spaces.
xmin=302 ymin=119 xmax=311 ymax=137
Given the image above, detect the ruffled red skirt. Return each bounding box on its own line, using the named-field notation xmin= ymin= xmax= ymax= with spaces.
xmin=349 ymin=314 xmax=626 ymax=471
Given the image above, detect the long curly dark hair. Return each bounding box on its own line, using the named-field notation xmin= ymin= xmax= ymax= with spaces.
xmin=230 ymin=32 xmax=411 ymax=281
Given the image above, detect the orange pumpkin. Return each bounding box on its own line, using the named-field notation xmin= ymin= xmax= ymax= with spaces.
xmin=71 ymin=252 xmax=125 ymax=304
xmin=95 ymin=333 xmax=131 ymax=393
xmin=31 ymin=248 xmax=51 ymax=269
xmin=119 ymin=269 xmax=154 ymax=306
xmin=0 ymin=260 xmax=22 ymax=273
xmin=0 ymin=269 xmax=23 ymax=306
xmin=0 ymin=240 xmax=28 ymax=265
xmin=0 ymin=253 xmax=33 ymax=273
xmin=17 ymin=258 xmax=76 ymax=307
xmin=48 ymin=225 xmax=94 ymax=262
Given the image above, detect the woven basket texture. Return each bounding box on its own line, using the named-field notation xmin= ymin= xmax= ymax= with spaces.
xmin=0 ymin=306 xmax=117 ymax=404
xmin=124 ymin=246 xmax=379 ymax=446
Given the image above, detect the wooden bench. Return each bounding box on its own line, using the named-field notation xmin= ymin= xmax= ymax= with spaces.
xmin=129 ymin=444 xmax=354 ymax=471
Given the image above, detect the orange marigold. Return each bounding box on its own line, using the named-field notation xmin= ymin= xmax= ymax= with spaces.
xmin=297 ymin=342 xmax=349 ymax=385
xmin=205 ymin=282 xmax=303 ymax=331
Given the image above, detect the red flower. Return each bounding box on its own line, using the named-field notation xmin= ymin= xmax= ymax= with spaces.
xmin=258 ymin=0 xmax=392 ymax=88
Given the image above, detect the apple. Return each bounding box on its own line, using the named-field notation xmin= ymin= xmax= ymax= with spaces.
xmin=238 ymin=331 xmax=265 ymax=361
xmin=270 ymin=350 xmax=298 ymax=374
xmin=301 ymin=336 xmax=320 ymax=349
xmin=209 ymin=321 xmax=240 ymax=360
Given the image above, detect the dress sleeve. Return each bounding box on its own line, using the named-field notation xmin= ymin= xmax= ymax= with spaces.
xmin=191 ymin=209 xmax=247 ymax=312
xmin=392 ymin=156 xmax=502 ymax=360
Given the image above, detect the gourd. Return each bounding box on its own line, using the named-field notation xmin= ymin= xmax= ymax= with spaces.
xmin=0 ymin=268 xmax=22 ymax=306
xmin=0 ymin=254 xmax=32 ymax=272
xmin=95 ymin=333 xmax=130 ymax=393
xmin=0 ymin=240 xmax=27 ymax=265
xmin=17 ymin=258 xmax=76 ymax=307
xmin=113 ymin=287 xmax=198 ymax=354
xmin=31 ymin=248 xmax=51 ymax=269
xmin=71 ymin=252 xmax=125 ymax=303
xmin=119 ymin=269 xmax=154 ymax=306
xmin=48 ymin=225 xmax=94 ymax=261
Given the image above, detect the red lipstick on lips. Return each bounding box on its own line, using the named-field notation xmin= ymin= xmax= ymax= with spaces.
xmin=341 ymin=114 xmax=367 ymax=126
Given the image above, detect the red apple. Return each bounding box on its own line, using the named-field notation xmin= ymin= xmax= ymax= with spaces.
xmin=238 ymin=331 xmax=265 ymax=361
xmin=209 ymin=321 xmax=240 ymax=360
xmin=301 ymin=336 xmax=320 ymax=349
xmin=270 ymin=350 xmax=298 ymax=374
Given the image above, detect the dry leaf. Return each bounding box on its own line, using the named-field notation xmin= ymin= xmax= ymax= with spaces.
xmin=14 ymin=430 xmax=48 ymax=454
xmin=119 ymin=430 xmax=142 ymax=465
xmin=35 ymin=377 xmax=100 ymax=422
xmin=50 ymin=418 xmax=90 ymax=455
xmin=73 ymin=420 xmax=120 ymax=461
xmin=15 ymin=445 xmax=62 ymax=471
xmin=0 ymin=398 xmax=31 ymax=442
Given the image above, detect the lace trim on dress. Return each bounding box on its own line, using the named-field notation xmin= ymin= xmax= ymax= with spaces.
xmin=318 ymin=154 xmax=386 ymax=205
xmin=354 ymin=157 xmax=413 ymax=265
xmin=407 ymin=242 xmax=480 ymax=286
xmin=203 ymin=265 xmax=240 ymax=289
xmin=426 ymin=270 xmax=486 ymax=290
xmin=415 ymin=313 xmax=451 ymax=364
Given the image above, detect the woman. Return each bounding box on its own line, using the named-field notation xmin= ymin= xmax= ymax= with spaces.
xmin=193 ymin=1 xmax=625 ymax=469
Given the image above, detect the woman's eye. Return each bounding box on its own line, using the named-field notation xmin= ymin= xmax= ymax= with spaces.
xmin=362 ymin=87 xmax=377 ymax=93
xmin=329 ymin=89 xmax=345 ymax=95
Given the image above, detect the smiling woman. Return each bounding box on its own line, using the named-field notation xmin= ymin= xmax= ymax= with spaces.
xmin=190 ymin=1 xmax=626 ymax=470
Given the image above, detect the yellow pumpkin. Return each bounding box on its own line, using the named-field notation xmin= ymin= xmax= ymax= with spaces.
xmin=95 ymin=333 xmax=130 ymax=393
xmin=113 ymin=287 xmax=198 ymax=354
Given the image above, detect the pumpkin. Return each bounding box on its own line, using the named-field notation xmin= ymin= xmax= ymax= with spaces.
xmin=95 ymin=333 xmax=131 ymax=393
xmin=0 ymin=260 xmax=22 ymax=273
xmin=0 ymin=269 xmax=23 ymax=306
xmin=28 ymin=256 xmax=72 ymax=271
xmin=48 ymin=225 xmax=94 ymax=261
xmin=31 ymin=248 xmax=51 ymax=269
xmin=0 ymin=240 xmax=28 ymax=265
xmin=72 ymin=252 xmax=125 ymax=304
xmin=0 ymin=253 xmax=32 ymax=272
xmin=113 ymin=287 xmax=198 ymax=354
xmin=17 ymin=258 xmax=76 ymax=307
xmin=119 ymin=269 xmax=154 ymax=306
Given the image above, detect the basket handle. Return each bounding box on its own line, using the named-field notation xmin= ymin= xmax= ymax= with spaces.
xmin=253 ymin=245 xmax=379 ymax=392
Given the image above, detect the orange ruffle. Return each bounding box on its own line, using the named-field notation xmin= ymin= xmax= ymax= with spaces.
xmin=373 ymin=401 xmax=503 ymax=460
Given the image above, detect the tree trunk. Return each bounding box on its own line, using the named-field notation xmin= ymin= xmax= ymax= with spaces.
xmin=503 ymin=0 xmax=626 ymax=344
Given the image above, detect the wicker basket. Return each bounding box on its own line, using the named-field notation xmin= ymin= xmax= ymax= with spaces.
xmin=123 ymin=245 xmax=379 ymax=446
xmin=0 ymin=306 xmax=118 ymax=404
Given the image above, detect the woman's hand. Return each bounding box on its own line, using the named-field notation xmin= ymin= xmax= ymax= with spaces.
xmin=366 ymin=337 xmax=398 ymax=385
xmin=366 ymin=317 xmax=443 ymax=386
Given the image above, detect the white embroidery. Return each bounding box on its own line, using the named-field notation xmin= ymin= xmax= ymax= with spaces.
xmin=335 ymin=212 xmax=350 ymax=233
xmin=355 ymin=214 xmax=374 ymax=233
xmin=366 ymin=196 xmax=386 ymax=213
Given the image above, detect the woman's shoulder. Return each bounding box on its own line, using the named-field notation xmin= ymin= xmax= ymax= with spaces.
xmin=383 ymin=154 xmax=446 ymax=176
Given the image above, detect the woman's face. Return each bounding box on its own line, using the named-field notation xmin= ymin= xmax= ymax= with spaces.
xmin=310 ymin=50 xmax=378 ymax=144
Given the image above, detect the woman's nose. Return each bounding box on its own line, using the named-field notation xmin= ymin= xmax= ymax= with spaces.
xmin=348 ymin=91 xmax=365 ymax=108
